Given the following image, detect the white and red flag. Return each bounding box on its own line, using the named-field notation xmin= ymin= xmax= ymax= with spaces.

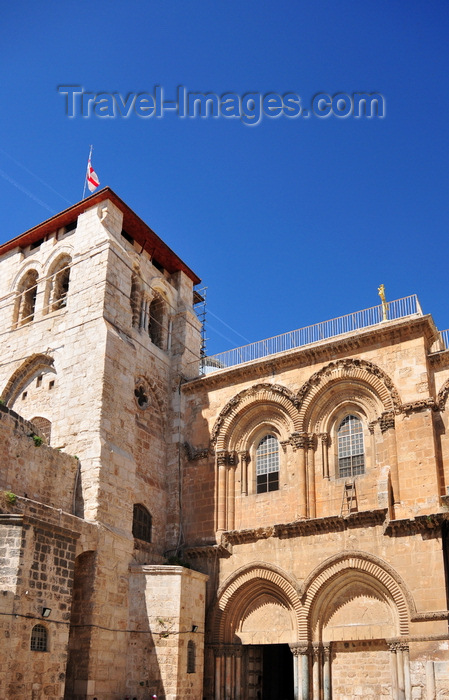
xmin=86 ymin=156 xmax=100 ymax=192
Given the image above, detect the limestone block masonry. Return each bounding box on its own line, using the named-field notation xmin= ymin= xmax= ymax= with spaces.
xmin=1 ymin=187 xmax=449 ymax=699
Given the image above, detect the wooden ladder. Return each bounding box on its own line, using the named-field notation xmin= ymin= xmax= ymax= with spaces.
xmin=341 ymin=480 xmax=357 ymax=516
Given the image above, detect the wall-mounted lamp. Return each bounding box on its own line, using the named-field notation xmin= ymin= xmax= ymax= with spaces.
xmin=191 ymin=625 xmax=198 ymax=633
xmin=42 ymin=607 xmax=51 ymax=618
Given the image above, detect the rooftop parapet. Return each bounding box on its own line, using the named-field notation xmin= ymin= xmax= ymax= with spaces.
xmin=201 ymin=294 xmax=423 ymax=374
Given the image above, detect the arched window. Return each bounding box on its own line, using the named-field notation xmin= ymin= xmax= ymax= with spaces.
xmin=46 ymin=256 xmax=71 ymax=312
xmin=187 ymin=640 xmax=196 ymax=673
xmin=148 ymin=294 xmax=165 ymax=349
xmin=130 ymin=269 xmax=142 ymax=328
xmin=132 ymin=504 xmax=152 ymax=543
xmin=256 ymin=434 xmax=279 ymax=493
xmin=16 ymin=270 xmax=38 ymax=325
xmin=337 ymin=414 xmax=365 ymax=478
xmin=30 ymin=416 xmax=52 ymax=445
xmin=30 ymin=624 xmax=48 ymax=651
xmin=52 ymin=263 xmax=70 ymax=310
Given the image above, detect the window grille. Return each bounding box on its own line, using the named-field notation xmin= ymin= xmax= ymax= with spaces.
xmin=30 ymin=624 xmax=47 ymax=652
xmin=338 ymin=415 xmax=365 ymax=478
xmin=187 ymin=640 xmax=196 ymax=673
xmin=132 ymin=504 xmax=152 ymax=543
xmin=256 ymin=434 xmax=279 ymax=493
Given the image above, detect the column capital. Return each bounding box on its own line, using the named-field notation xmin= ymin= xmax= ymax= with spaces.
xmin=289 ymin=642 xmax=310 ymax=656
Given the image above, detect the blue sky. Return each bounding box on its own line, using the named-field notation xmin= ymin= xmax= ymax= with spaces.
xmin=1 ymin=1 xmax=448 ymax=355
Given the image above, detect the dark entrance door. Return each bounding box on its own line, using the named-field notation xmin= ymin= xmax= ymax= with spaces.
xmin=262 ymin=644 xmax=294 ymax=700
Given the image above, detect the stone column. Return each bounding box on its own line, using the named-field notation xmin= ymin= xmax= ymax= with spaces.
xmin=389 ymin=643 xmax=399 ymax=700
xmin=379 ymin=412 xmax=400 ymax=504
xmin=312 ymin=645 xmax=320 ymax=700
xmin=216 ymin=451 xmax=227 ymax=532
xmin=322 ymin=644 xmax=331 ymax=700
xmin=239 ymin=450 xmax=248 ymax=495
xmin=235 ymin=647 xmax=242 ymax=700
xmin=399 ymin=643 xmax=411 ymax=700
xmin=426 ymin=660 xmax=436 ymax=700
xmin=297 ymin=435 xmax=308 ymax=518
xmin=225 ymin=649 xmax=232 ymax=700
xmin=214 ymin=648 xmax=223 ymax=700
xmin=227 ymin=454 xmax=236 ymax=531
xmin=289 ymin=644 xmax=301 ymax=700
xmin=396 ymin=643 xmax=405 ymax=700
xmin=319 ymin=433 xmax=330 ymax=479
xmin=307 ymin=434 xmax=316 ymax=519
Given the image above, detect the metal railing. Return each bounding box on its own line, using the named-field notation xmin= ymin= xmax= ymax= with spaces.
xmin=440 ymin=330 xmax=449 ymax=350
xmin=201 ymin=294 xmax=422 ymax=373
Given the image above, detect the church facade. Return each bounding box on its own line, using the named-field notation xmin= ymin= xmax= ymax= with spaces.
xmin=0 ymin=188 xmax=448 ymax=699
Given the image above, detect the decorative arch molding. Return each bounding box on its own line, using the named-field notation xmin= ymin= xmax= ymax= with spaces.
xmin=43 ymin=245 xmax=74 ymax=275
xmin=211 ymin=383 xmax=301 ymax=451
xmin=10 ymin=259 xmax=44 ymax=291
xmin=300 ymin=551 xmax=414 ymax=639
xmin=149 ymin=276 xmax=175 ymax=307
xmin=297 ymin=358 xmax=401 ymax=432
xmin=1 ymin=354 xmax=55 ymax=407
xmin=437 ymin=379 xmax=449 ymax=411
xmin=213 ymin=562 xmax=302 ymax=643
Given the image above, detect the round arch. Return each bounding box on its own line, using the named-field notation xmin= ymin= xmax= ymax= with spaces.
xmin=1 ymin=353 xmax=55 ymax=407
xmin=211 ymin=383 xmax=301 ymax=452
xmin=297 ymin=358 xmax=401 ymax=433
xmin=212 ymin=562 xmax=302 ymax=644
xmin=301 ymin=551 xmax=413 ymax=640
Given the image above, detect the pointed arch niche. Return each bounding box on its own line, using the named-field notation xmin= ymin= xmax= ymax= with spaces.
xmin=211 ymin=384 xmax=301 ymax=531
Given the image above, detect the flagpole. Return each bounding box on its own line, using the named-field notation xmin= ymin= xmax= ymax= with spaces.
xmin=82 ymin=145 xmax=93 ymax=200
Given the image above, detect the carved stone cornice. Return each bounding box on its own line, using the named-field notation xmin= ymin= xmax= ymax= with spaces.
xmin=379 ymin=411 xmax=395 ymax=433
xmin=384 ymin=512 xmax=449 ymax=536
xmin=411 ymin=610 xmax=449 ymax=622
xmin=183 ymin=543 xmax=232 ymax=559
xmin=224 ymin=526 xmax=274 ymax=545
xmin=221 ymin=509 xmax=388 ymax=545
xmin=184 ymin=442 xmax=210 ymax=461
xmin=400 ymin=398 xmax=437 ymax=415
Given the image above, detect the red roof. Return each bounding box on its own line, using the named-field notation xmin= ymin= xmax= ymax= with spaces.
xmin=0 ymin=187 xmax=201 ymax=285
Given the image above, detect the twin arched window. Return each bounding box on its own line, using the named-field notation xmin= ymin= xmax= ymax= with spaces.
xmin=256 ymin=434 xmax=280 ymax=493
xmin=337 ymin=414 xmax=365 ymax=478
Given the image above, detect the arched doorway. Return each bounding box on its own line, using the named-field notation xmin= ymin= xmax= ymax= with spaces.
xmin=212 ymin=564 xmax=301 ymax=700
xmin=304 ymin=553 xmax=412 ymax=700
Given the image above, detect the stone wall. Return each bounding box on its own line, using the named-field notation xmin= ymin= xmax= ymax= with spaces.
xmin=0 ymin=404 xmax=78 ymax=511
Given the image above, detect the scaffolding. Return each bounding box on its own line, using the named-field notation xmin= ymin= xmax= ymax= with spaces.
xmin=193 ymin=286 xmax=208 ymax=359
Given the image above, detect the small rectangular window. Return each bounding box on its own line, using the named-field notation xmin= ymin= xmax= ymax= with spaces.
xmin=121 ymin=229 xmax=134 ymax=245
xmin=30 ymin=238 xmax=44 ymax=251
